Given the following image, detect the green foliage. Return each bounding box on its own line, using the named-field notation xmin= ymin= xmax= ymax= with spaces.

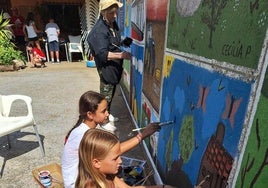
xmin=0 ymin=12 xmax=12 ymax=41
xmin=0 ymin=12 xmax=26 ymax=65
xmin=0 ymin=40 xmax=26 ymax=65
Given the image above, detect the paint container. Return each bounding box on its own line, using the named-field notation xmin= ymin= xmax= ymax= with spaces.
xmin=129 ymin=166 xmax=143 ymax=177
xmin=38 ymin=170 xmax=52 ymax=187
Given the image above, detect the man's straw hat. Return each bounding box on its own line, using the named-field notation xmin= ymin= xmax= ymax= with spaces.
xmin=99 ymin=0 xmax=123 ymax=11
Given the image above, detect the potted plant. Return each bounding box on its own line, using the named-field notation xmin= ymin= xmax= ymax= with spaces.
xmin=0 ymin=12 xmax=26 ymax=71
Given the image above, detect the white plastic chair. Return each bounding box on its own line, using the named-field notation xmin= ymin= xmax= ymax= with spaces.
xmin=67 ymin=35 xmax=84 ymax=62
xmin=0 ymin=94 xmax=45 ymax=157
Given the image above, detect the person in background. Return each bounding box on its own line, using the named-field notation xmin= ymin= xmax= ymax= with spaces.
xmin=76 ymin=129 xmax=175 ymax=188
xmin=10 ymin=7 xmax=25 ymax=47
xmin=26 ymin=43 xmax=46 ymax=68
xmin=45 ymin=17 xmax=60 ymax=63
xmin=23 ymin=12 xmax=42 ymax=51
xmin=87 ymin=0 xmax=132 ymax=125
xmin=62 ymin=90 xmax=161 ymax=188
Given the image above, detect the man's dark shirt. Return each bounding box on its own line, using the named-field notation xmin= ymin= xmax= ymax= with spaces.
xmin=87 ymin=15 xmax=123 ymax=85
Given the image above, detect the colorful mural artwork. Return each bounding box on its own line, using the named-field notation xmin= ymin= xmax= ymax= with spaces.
xmin=142 ymin=0 xmax=168 ymax=113
xmin=130 ymin=42 xmax=144 ymax=123
xmin=167 ymin=0 xmax=267 ymax=69
xmin=141 ymin=94 xmax=160 ymax=158
xmin=121 ymin=0 xmax=132 ymax=92
xmin=130 ymin=0 xmax=145 ymax=42
xmin=236 ymin=71 xmax=268 ymax=188
xmin=118 ymin=0 xmax=268 ymax=187
xmin=156 ymin=56 xmax=252 ymax=187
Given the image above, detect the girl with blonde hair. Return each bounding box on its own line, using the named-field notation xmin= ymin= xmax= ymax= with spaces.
xmin=62 ymin=91 xmax=161 ymax=188
xmin=76 ymin=129 xmax=175 ymax=188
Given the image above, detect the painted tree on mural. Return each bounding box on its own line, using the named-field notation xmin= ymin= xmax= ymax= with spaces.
xmin=165 ymin=115 xmax=195 ymax=170
xmin=164 ymin=116 xmax=195 ymax=188
xmin=201 ymin=0 xmax=229 ymax=48
xmin=165 ymin=129 xmax=174 ymax=170
xmin=179 ymin=115 xmax=194 ymax=163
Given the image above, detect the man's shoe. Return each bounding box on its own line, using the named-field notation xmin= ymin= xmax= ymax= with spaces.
xmin=109 ymin=114 xmax=119 ymax=122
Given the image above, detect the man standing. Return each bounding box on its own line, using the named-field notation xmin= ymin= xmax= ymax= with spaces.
xmin=45 ymin=17 xmax=60 ymax=63
xmin=87 ymin=0 xmax=132 ymax=124
xmin=10 ymin=7 xmax=25 ymax=48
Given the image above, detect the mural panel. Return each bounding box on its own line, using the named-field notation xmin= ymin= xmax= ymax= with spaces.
xmin=167 ymin=0 xmax=267 ymax=69
xmin=129 ymin=0 xmax=145 ymax=124
xmin=141 ymin=94 xmax=160 ymax=158
xmin=118 ymin=0 xmax=268 ymax=187
xmin=156 ymin=56 xmax=252 ymax=187
xmin=142 ymin=0 xmax=168 ymax=113
xmin=236 ymin=70 xmax=268 ymax=187
xmin=130 ymin=43 xmax=144 ymax=123
xmin=121 ymin=0 xmax=132 ymax=92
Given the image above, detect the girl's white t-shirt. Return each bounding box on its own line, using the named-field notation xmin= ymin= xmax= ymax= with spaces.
xmin=61 ymin=123 xmax=90 ymax=188
xmin=25 ymin=21 xmax=37 ymax=38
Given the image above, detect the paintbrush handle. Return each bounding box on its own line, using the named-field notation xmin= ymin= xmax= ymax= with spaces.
xmin=159 ymin=121 xmax=174 ymax=126
xmin=132 ymin=121 xmax=173 ymax=131
xmin=132 ymin=127 xmax=146 ymax=132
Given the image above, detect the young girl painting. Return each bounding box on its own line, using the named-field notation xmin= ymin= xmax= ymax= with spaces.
xmin=62 ymin=91 xmax=161 ymax=188
xmin=76 ymin=128 xmax=175 ymax=188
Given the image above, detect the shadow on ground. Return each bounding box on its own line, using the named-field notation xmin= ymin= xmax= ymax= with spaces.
xmin=0 ymin=131 xmax=45 ymax=177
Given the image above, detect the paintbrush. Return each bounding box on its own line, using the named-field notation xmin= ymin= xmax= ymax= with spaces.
xmin=159 ymin=121 xmax=174 ymax=126
xmin=132 ymin=121 xmax=174 ymax=132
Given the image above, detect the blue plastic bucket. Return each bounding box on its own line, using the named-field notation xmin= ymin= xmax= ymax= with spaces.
xmin=86 ymin=60 xmax=96 ymax=68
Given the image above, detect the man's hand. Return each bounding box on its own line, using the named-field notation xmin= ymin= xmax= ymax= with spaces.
xmin=121 ymin=51 xmax=132 ymax=60
xmin=141 ymin=122 xmax=161 ymax=139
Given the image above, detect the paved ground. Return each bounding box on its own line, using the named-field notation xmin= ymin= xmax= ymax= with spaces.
xmin=0 ymin=62 xmax=151 ymax=187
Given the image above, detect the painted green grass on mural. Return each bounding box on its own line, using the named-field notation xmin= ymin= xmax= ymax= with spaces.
xmin=167 ymin=0 xmax=267 ymax=69
xmin=236 ymin=94 xmax=268 ymax=187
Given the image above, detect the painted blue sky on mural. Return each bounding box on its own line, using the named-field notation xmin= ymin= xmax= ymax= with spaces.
xmin=157 ymin=58 xmax=252 ymax=184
